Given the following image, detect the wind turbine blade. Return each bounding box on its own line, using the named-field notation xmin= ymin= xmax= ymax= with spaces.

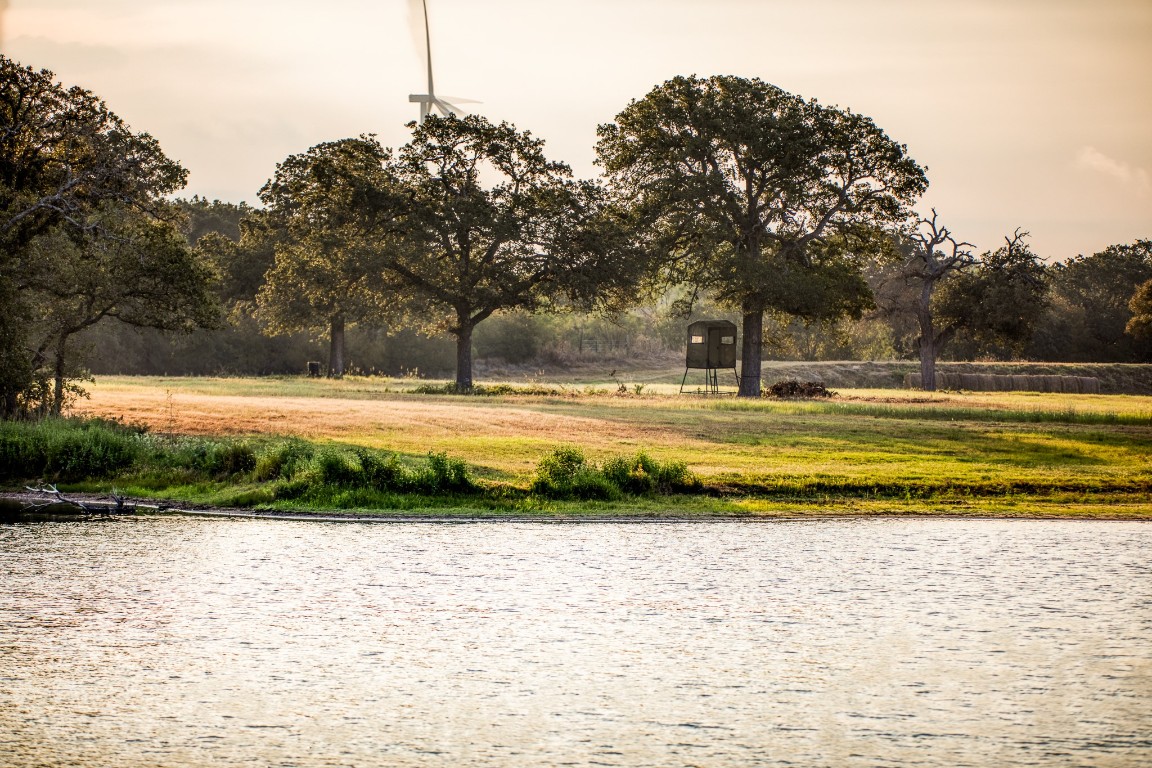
xmin=438 ymin=95 xmax=481 ymax=105
xmin=432 ymin=97 xmax=460 ymax=116
xmin=422 ymin=0 xmax=434 ymax=95
xmin=406 ymin=0 xmax=428 ymax=69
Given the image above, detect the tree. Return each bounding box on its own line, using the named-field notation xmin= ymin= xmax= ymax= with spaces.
xmin=1125 ymin=279 xmax=1152 ymax=351
xmin=896 ymin=211 xmax=977 ymax=391
xmin=596 ymin=75 xmax=927 ymax=395
xmin=1028 ymin=239 xmax=1152 ymax=362
xmin=176 ymin=196 xmax=253 ymax=245
xmin=255 ymin=136 xmax=402 ymax=377
xmin=933 ymin=230 xmax=1047 ymax=362
xmin=0 ymin=57 xmax=186 ymax=253
xmin=0 ymin=56 xmax=196 ymax=417
xmin=19 ymin=206 xmax=219 ymax=414
xmin=381 ymin=114 xmax=622 ymax=392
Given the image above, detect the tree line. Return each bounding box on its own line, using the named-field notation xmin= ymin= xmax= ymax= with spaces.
xmin=3 ymin=57 xmax=1150 ymax=418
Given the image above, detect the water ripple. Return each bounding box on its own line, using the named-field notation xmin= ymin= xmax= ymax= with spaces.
xmin=0 ymin=517 xmax=1149 ymax=767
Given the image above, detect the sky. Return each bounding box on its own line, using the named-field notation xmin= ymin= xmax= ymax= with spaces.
xmin=4 ymin=0 xmax=1151 ymax=261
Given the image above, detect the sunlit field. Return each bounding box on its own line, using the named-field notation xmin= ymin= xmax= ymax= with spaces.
xmin=61 ymin=375 xmax=1152 ymax=518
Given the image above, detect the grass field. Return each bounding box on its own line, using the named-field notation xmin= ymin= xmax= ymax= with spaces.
xmin=55 ymin=374 xmax=1152 ymax=518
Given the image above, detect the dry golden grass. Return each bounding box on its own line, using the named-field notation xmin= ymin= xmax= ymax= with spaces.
xmin=75 ymin=378 xmax=705 ymax=476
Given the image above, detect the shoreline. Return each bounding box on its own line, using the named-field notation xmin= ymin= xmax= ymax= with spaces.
xmin=3 ymin=491 xmax=1148 ymax=523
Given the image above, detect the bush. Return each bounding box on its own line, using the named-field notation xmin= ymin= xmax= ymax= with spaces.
xmin=531 ymin=446 xmax=620 ymax=501
xmin=206 ymin=442 xmax=257 ymax=477
xmin=254 ymin=440 xmax=314 ymax=481
xmin=602 ymin=452 xmax=701 ymax=495
xmin=420 ymin=451 xmax=473 ymax=493
xmin=274 ymin=445 xmax=477 ymax=499
xmin=531 ymin=446 xmax=700 ymax=500
xmin=353 ymin=447 xmax=409 ymax=490
xmin=314 ymin=448 xmax=362 ymax=486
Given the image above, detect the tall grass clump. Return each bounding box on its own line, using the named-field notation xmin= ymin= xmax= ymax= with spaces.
xmin=270 ymin=445 xmax=478 ymax=502
xmin=531 ymin=446 xmax=620 ymax=501
xmin=602 ymin=452 xmax=701 ymax=495
xmin=531 ymin=446 xmax=701 ymax=500
xmin=254 ymin=440 xmax=314 ymax=481
xmin=147 ymin=438 xmax=257 ymax=479
xmin=0 ymin=417 xmax=143 ymax=482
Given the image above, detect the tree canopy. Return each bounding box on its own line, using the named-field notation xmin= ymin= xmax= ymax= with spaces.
xmin=596 ymin=75 xmax=927 ymax=395
xmin=254 ymin=136 xmax=403 ymax=377
xmin=377 ymin=114 xmax=625 ymax=391
xmin=1028 ymin=239 xmax=1152 ymax=362
xmin=0 ymin=56 xmax=216 ymax=417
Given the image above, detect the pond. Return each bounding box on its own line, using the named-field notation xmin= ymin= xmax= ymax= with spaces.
xmin=1 ymin=516 xmax=1149 ymax=767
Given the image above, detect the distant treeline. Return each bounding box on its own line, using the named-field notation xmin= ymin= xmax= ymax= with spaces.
xmin=77 ymin=197 xmax=1152 ymax=377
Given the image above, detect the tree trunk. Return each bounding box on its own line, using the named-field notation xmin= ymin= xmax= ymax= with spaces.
xmin=738 ymin=307 xmax=763 ymax=398
xmin=916 ymin=282 xmax=937 ymax=391
xmin=455 ymin=322 xmax=474 ymax=393
xmin=52 ymin=337 xmax=67 ymax=416
xmin=328 ymin=315 xmax=346 ymax=378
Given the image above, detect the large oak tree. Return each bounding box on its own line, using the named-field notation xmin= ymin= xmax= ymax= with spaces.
xmin=381 ymin=114 xmax=623 ymax=392
xmin=596 ymin=75 xmax=927 ymax=395
xmin=255 ymin=136 xmax=402 ymax=377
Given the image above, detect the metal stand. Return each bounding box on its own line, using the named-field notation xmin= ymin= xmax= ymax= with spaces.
xmin=679 ymin=366 xmax=740 ymax=395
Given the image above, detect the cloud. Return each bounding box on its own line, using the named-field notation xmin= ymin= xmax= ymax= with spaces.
xmin=1075 ymin=145 xmax=1151 ymax=194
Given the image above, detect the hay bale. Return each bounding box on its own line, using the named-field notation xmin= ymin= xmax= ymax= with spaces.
xmin=1080 ymin=376 xmax=1101 ymax=394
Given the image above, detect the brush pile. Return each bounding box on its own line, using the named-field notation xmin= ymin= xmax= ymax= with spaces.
xmin=764 ymin=380 xmax=837 ymax=399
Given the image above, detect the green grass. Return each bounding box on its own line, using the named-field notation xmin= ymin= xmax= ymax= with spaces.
xmin=23 ymin=374 xmax=1152 ymax=518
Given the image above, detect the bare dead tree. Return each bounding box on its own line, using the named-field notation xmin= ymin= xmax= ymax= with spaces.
xmin=903 ymin=210 xmax=975 ymax=391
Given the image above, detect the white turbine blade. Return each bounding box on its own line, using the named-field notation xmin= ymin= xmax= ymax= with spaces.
xmin=438 ymin=95 xmax=481 ymax=105
xmin=406 ymin=0 xmax=427 ymax=64
xmin=422 ymin=0 xmax=435 ymax=95
xmin=432 ymin=97 xmax=462 ymax=116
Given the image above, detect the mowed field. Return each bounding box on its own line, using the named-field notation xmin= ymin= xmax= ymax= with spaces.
xmin=72 ymin=375 xmax=1152 ymax=517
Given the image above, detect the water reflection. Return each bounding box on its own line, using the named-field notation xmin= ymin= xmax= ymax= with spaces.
xmin=1 ymin=518 xmax=1149 ymax=766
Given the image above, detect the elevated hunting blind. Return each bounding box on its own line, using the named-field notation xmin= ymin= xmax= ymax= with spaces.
xmin=680 ymin=320 xmax=739 ymax=394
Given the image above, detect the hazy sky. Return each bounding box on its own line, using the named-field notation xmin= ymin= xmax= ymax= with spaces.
xmin=5 ymin=0 xmax=1150 ymax=260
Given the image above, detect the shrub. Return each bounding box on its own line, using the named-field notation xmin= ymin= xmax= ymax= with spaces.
xmin=602 ymin=453 xmax=658 ymax=495
xmin=531 ymin=447 xmax=699 ymax=500
xmin=314 ymin=448 xmax=361 ymax=486
xmin=353 ymin=447 xmax=410 ymax=491
xmin=205 ymin=442 xmax=257 ymax=477
xmin=530 ymin=446 xmax=620 ymax=501
xmin=420 ymin=451 xmax=473 ymax=493
xmin=254 ymin=440 xmax=314 ymax=481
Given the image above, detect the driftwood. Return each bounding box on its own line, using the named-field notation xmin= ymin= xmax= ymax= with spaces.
xmin=22 ymin=485 xmax=141 ymax=516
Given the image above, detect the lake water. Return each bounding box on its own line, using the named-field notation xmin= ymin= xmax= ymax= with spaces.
xmin=1 ymin=516 xmax=1149 ymax=767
